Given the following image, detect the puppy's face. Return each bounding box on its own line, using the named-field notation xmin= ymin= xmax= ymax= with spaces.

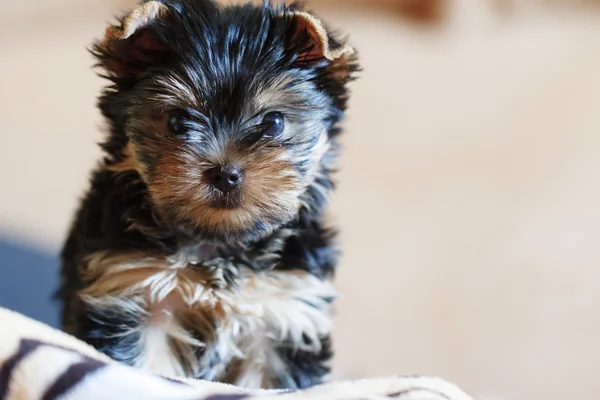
xmin=127 ymin=67 xmax=331 ymax=240
xmin=96 ymin=0 xmax=358 ymax=241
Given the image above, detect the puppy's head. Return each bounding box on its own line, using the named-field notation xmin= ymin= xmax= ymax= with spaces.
xmin=94 ymin=0 xmax=358 ymax=241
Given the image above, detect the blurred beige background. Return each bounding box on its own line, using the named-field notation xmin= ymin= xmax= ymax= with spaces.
xmin=2 ymin=1 xmax=600 ymax=399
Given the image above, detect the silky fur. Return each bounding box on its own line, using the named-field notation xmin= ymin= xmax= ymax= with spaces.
xmin=58 ymin=0 xmax=358 ymax=390
xmin=80 ymin=248 xmax=335 ymax=386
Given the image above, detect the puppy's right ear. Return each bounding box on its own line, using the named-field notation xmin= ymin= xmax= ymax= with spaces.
xmin=93 ymin=1 xmax=170 ymax=78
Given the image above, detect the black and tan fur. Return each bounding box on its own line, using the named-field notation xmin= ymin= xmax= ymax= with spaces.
xmin=58 ymin=0 xmax=358 ymax=390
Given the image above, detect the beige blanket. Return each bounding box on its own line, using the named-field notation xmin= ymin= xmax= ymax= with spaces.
xmin=0 ymin=307 xmax=473 ymax=400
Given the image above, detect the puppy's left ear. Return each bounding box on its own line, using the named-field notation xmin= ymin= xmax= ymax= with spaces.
xmin=93 ymin=1 xmax=170 ymax=78
xmin=288 ymin=11 xmax=355 ymax=63
xmin=284 ymin=10 xmax=359 ymax=110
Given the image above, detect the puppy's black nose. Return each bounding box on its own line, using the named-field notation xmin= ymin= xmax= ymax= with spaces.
xmin=207 ymin=166 xmax=243 ymax=193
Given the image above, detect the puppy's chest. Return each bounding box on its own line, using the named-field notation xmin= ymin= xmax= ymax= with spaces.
xmin=80 ymin=243 xmax=335 ymax=387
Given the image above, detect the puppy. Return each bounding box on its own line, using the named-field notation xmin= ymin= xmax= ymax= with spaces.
xmin=58 ymin=0 xmax=358 ymax=389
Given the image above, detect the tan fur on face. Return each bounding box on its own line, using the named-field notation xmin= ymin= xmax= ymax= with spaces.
xmin=107 ymin=119 xmax=328 ymax=235
xmin=80 ymin=249 xmax=335 ymax=386
xmin=149 ymin=144 xmax=305 ymax=234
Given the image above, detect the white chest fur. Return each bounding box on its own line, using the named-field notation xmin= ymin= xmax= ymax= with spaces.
xmin=79 ymin=247 xmax=335 ymax=388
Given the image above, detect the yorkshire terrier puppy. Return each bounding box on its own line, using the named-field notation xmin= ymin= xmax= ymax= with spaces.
xmin=58 ymin=0 xmax=358 ymax=389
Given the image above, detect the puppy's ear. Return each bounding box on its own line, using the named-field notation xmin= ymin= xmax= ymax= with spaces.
xmin=93 ymin=1 xmax=170 ymax=78
xmin=289 ymin=11 xmax=355 ymax=63
xmin=283 ymin=9 xmax=359 ymax=110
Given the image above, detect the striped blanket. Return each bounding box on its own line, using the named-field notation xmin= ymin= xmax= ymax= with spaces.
xmin=0 ymin=307 xmax=473 ymax=400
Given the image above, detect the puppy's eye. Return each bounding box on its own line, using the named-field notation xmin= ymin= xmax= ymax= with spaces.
xmin=167 ymin=110 xmax=190 ymax=135
xmin=261 ymin=112 xmax=285 ymax=138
